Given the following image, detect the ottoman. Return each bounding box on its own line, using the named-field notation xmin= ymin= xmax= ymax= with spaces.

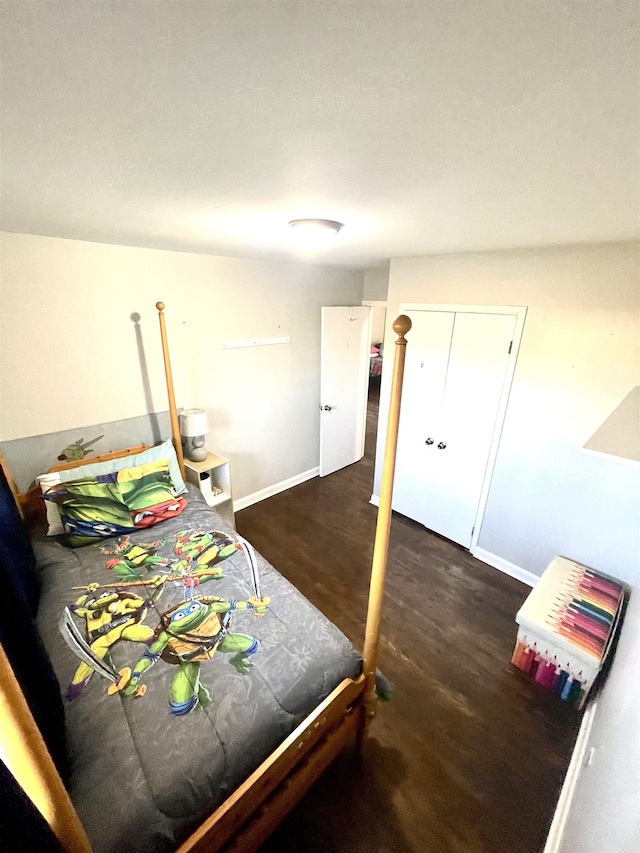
xmin=511 ymin=556 xmax=625 ymax=709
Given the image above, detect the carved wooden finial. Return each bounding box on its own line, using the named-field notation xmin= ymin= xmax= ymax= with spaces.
xmin=156 ymin=301 xmax=165 ymax=312
xmin=393 ymin=314 xmax=412 ymax=340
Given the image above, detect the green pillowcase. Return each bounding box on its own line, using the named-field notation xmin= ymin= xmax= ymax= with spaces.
xmin=44 ymin=458 xmax=187 ymax=547
xmin=59 ymin=439 xmax=187 ymax=494
xmin=39 ymin=439 xmax=188 ymax=537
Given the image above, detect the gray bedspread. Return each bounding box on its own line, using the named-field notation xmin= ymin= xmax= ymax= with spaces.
xmin=33 ymin=487 xmax=361 ymax=853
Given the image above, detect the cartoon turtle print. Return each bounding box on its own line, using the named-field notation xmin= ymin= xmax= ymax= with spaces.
xmin=112 ymin=594 xmax=270 ymax=715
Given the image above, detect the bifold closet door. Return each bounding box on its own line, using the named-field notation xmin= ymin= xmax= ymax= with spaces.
xmin=393 ymin=311 xmax=454 ymax=527
xmin=393 ymin=310 xmax=516 ymax=548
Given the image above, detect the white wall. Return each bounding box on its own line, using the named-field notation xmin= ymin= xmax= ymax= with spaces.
xmin=375 ymin=241 xmax=640 ymax=586
xmin=551 ymin=590 xmax=640 ymax=853
xmin=363 ymin=265 xmax=389 ymax=301
xmin=363 ymin=266 xmax=389 ymax=348
xmin=0 ymin=232 xmax=363 ymax=500
xmin=367 ymin=306 xmax=387 ymax=348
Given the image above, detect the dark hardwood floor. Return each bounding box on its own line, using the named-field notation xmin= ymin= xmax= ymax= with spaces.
xmin=236 ymin=381 xmax=579 ymax=853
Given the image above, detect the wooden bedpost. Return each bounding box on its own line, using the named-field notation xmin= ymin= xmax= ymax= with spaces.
xmin=360 ymin=314 xmax=411 ymax=745
xmin=0 ymin=641 xmax=93 ymax=853
xmin=156 ymin=301 xmax=186 ymax=480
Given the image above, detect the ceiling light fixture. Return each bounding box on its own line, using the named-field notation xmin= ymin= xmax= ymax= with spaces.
xmin=288 ymin=218 xmax=344 ymax=252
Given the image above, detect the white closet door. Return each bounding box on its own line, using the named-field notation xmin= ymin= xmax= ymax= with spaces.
xmin=393 ymin=310 xmax=516 ymax=548
xmin=428 ymin=312 xmax=516 ymax=546
xmin=393 ymin=311 xmax=454 ymax=523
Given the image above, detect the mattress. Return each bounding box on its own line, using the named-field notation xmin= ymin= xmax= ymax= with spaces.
xmin=33 ymin=487 xmax=361 ymax=853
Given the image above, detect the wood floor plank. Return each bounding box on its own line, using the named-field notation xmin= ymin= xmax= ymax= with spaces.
xmin=237 ymin=386 xmax=579 ymax=853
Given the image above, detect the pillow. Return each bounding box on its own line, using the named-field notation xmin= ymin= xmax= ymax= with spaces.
xmin=43 ymin=458 xmax=187 ymax=547
xmin=38 ymin=439 xmax=187 ymax=536
xmin=60 ymin=439 xmax=187 ymax=492
xmin=370 ymin=345 xmax=380 ymax=354
xmin=36 ymin=472 xmax=65 ymax=536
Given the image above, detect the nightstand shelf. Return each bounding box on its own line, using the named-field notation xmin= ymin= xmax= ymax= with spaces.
xmin=207 ymin=490 xmax=232 ymax=509
xmin=183 ymin=451 xmax=234 ymax=528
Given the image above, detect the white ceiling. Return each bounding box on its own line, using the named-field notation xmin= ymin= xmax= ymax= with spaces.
xmin=1 ymin=1 xmax=638 ymax=269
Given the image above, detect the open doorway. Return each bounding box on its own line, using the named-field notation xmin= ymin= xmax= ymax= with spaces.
xmin=363 ymin=301 xmax=387 ymax=468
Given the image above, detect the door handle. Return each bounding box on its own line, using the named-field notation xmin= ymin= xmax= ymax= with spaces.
xmin=425 ymin=437 xmax=434 ymax=445
xmin=323 ymin=405 xmax=333 ymax=411
xmin=437 ymin=441 xmax=447 ymax=450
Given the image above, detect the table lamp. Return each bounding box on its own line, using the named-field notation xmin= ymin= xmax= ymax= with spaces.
xmin=179 ymin=408 xmax=209 ymax=462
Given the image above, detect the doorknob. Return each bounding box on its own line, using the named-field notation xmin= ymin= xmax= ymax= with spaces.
xmin=323 ymin=405 xmax=333 ymax=411
xmin=425 ymin=438 xmax=434 ymax=445
xmin=437 ymin=441 xmax=447 ymax=450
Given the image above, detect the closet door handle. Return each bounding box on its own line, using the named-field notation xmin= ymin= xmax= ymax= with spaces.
xmin=425 ymin=437 xmax=434 ymax=445
xmin=437 ymin=441 xmax=447 ymax=450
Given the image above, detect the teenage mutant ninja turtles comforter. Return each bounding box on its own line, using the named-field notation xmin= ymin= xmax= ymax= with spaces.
xmin=32 ymin=486 xmax=362 ymax=853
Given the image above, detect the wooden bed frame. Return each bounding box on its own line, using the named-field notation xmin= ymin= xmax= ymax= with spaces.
xmin=0 ymin=302 xmax=412 ymax=853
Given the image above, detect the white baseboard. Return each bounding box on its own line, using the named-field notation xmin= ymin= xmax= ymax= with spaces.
xmin=542 ymin=700 xmax=598 ymax=853
xmin=368 ymin=507 xmax=538 ymax=588
xmin=472 ymin=547 xmax=539 ymax=587
xmin=233 ymin=467 xmax=319 ymax=512
xmin=241 ymin=486 xmax=535 ymax=588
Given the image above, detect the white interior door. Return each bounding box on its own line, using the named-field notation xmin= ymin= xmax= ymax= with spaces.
xmin=393 ymin=310 xmax=517 ymax=548
xmin=320 ymin=306 xmax=371 ymax=477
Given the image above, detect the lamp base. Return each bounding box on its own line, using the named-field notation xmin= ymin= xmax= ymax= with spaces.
xmin=184 ymin=436 xmax=207 ymax=463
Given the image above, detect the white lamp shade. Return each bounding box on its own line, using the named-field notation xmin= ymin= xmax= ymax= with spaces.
xmin=179 ymin=409 xmax=208 ymax=437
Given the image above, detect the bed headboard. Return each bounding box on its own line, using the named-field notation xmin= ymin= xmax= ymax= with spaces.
xmin=0 ymin=446 xmax=152 ymax=528
xmin=48 ymin=444 xmax=150 ymax=475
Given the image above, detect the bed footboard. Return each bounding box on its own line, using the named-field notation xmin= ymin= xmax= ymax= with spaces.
xmin=177 ymin=675 xmax=366 ymax=853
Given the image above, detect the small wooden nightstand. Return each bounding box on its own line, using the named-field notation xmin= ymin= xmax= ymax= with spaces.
xmin=183 ymin=451 xmax=234 ymax=529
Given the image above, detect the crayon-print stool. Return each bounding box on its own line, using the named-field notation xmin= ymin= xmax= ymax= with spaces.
xmin=511 ymin=556 xmax=625 ymax=709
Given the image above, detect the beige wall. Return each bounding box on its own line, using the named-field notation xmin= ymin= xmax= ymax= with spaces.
xmin=374 ymin=240 xmax=640 ymax=586
xmin=0 ymin=232 xmax=363 ymax=499
xmin=366 ymin=306 xmax=387 ymax=347
xmin=363 ymin=265 xmax=389 ymax=301
xmin=555 ymin=584 xmax=640 ymax=853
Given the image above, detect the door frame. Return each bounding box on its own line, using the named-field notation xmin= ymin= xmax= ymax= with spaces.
xmin=362 ymin=301 xmax=388 ymax=345
xmin=398 ymin=303 xmax=527 ymax=552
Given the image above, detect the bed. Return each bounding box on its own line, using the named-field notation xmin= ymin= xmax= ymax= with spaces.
xmin=33 ymin=488 xmax=364 ymax=853
xmin=0 ymin=304 xmax=412 ymax=853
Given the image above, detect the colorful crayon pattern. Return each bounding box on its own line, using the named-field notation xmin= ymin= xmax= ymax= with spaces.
xmin=511 ymin=640 xmax=585 ymax=706
xmin=512 ymin=565 xmax=624 ymax=708
xmin=547 ymin=567 xmax=623 ymax=660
